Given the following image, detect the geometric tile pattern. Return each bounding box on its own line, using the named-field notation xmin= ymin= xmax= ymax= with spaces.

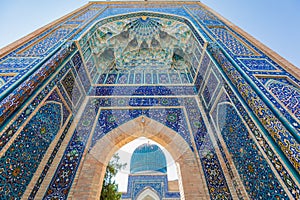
xmin=0 ymin=70 xmax=73 ymax=153
xmin=0 ymin=102 xmax=62 ymax=199
xmin=0 ymin=42 xmax=76 ymax=126
xmin=210 ymin=27 xmax=255 ymax=56
xmin=17 ymin=27 xmax=73 ymax=57
xmin=80 ymin=14 xmax=204 ymax=85
xmin=187 ymin=3 xmax=299 ymax=134
xmin=217 ymin=103 xmax=288 ymax=199
xmin=221 ymin=84 xmax=300 ymax=199
xmin=0 ymin=50 xmax=74 ymax=199
xmin=202 ymin=70 xmax=219 ymax=107
xmin=266 ymin=79 xmax=300 ymax=121
xmin=28 ymin=118 xmax=73 ymax=199
xmin=207 ymin=82 xmax=300 ymax=199
xmin=182 ymin=97 xmax=232 ymax=199
xmin=239 ymin=58 xmax=278 ymax=71
xmin=90 ymin=107 xmax=192 ymax=150
xmin=208 ymin=43 xmax=300 ymax=175
xmin=122 ymin=175 xmax=180 ymax=199
xmin=61 ymin=70 xmax=82 ymax=107
xmin=89 ymin=85 xmax=197 ymax=96
xmin=94 ymin=71 xmax=193 ymax=85
xmin=0 ymin=57 xmax=38 ymax=69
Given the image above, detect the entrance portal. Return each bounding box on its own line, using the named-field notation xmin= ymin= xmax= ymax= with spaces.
xmin=71 ymin=116 xmax=208 ymax=199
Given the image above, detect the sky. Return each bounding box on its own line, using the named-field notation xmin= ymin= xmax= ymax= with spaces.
xmin=0 ymin=0 xmax=299 ymax=67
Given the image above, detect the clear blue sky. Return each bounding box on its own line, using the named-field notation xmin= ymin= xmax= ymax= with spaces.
xmin=0 ymin=0 xmax=299 ymax=67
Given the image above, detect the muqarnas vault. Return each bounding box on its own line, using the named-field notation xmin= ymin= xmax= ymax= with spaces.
xmin=0 ymin=1 xmax=299 ymax=200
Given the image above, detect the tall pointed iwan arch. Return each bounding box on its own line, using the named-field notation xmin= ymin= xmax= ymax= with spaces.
xmin=0 ymin=2 xmax=299 ymax=200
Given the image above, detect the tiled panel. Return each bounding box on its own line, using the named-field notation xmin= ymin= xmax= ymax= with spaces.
xmin=208 ymin=82 xmax=299 ymax=199
xmin=0 ymin=53 xmax=75 ymax=199
xmin=209 ymin=27 xmax=256 ymax=56
xmin=217 ymin=103 xmax=288 ymax=199
xmin=239 ymin=58 xmax=278 ymax=71
xmin=0 ymin=102 xmax=62 ymax=199
xmin=0 ymin=57 xmax=39 ymax=70
xmin=61 ymin=70 xmax=83 ymax=108
xmin=17 ymin=27 xmax=73 ymax=57
xmin=265 ymin=79 xmax=300 ymax=121
xmin=123 ymin=175 xmax=180 ymax=199
xmin=208 ymin=43 xmax=300 ymax=176
xmin=0 ymin=4 xmax=105 ymax=98
xmin=0 ymin=42 xmax=76 ymax=126
xmin=202 ymin=70 xmax=219 ymax=107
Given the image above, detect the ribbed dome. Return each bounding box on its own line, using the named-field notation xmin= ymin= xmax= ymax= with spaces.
xmin=130 ymin=143 xmax=167 ymax=174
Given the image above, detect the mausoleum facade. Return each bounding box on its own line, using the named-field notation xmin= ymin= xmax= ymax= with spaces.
xmin=0 ymin=1 xmax=299 ymax=199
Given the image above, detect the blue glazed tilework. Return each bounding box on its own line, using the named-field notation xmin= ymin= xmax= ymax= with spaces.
xmin=73 ymin=5 xmax=210 ymax=43
xmin=0 ymin=42 xmax=76 ymax=126
xmin=43 ymin=95 xmax=233 ymax=199
xmin=186 ymin=3 xmax=300 ymax=132
xmin=46 ymin=89 xmax=71 ymax=126
xmin=224 ymin=83 xmax=300 ymax=199
xmin=0 ymin=76 xmax=14 ymax=83
xmin=0 ymin=2 xmax=299 ymax=200
xmin=78 ymin=11 xmax=206 ymax=48
xmin=0 ymin=102 xmax=62 ymax=199
xmin=122 ymin=175 xmax=180 ymax=199
xmin=217 ymin=103 xmax=288 ymax=199
xmin=42 ymin=99 xmax=101 ymax=199
xmin=61 ymin=70 xmax=83 ymax=108
xmin=202 ymin=70 xmax=219 ymax=107
xmin=239 ymin=58 xmax=278 ymax=71
xmin=28 ymin=118 xmax=73 ymax=199
xmin=207 ymin=80 xmax=300 ymax=198
xmin=17 ymin=27 xmax=73 ymax=57
xmin=207 ymin=43 xmax=300 ymax=175
xmin=265 ymin=79 xmax=300 ymax=121
xmin=90 ymin=107 xmax=192 ymax=150
xmin=70 ymin=52 xmax=91 ymax=93
xmin=0 ymin=5 xmax=105 ymax=96
xmin=78 ymin=12 xmax=206 ymax=86
xmin=0 ymin=49 xmax=88 ymax=199
xmin=89 ymin=85 xmax=197 ymax=96
xmin=0 ymin=53 xmax=76 ymax=152
xmin=0 ymin=57 xmax=39 ymax=70
xmin=181 ymin=97 xmax=232 ymax=199
xmin=72 ymin=9 xmax=100 ymax=22
xmin=207 ymin=91 xmax=246 ymax=198
xmin=253 ymin=76 xmax=300 ymax=133
xmin=209 ymin=27 xmax=256 ymax=56
xmin=185 ymin=5 xmax=217 ymax=20
xmin=194 ymin=52 xmax=211 ymax=93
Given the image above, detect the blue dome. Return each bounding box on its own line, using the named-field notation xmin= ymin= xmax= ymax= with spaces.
xmin=130 ymin=143 xmax=167 ymax=174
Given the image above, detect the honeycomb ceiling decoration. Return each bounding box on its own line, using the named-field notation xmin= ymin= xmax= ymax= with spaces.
xmin=89 ymin=16 xmax=193 ymax=72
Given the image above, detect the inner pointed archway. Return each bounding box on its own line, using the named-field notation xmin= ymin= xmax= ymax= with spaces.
xmin=136 ymin=187 xmax=160 ymax=200
xmin=71 ymin=116 xmax=209 ymax=200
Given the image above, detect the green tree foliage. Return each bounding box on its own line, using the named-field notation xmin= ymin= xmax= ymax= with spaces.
xmin=100 ymin=153 xmax=127 ymax=200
